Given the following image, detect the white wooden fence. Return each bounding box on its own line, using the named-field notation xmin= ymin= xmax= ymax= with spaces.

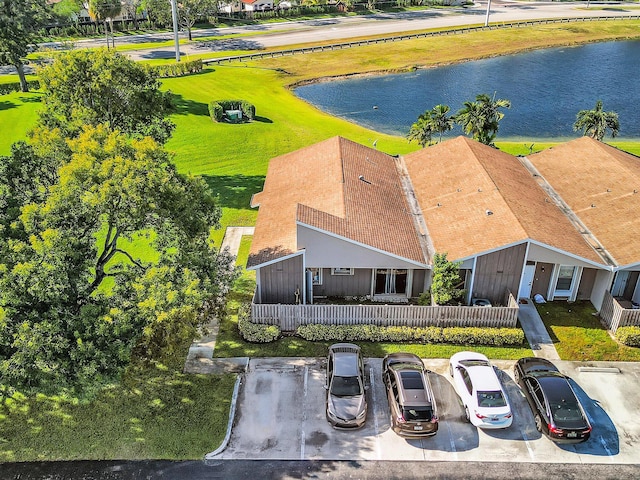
xmin=251 ymin=292 xmax=519 ymax=332
xmin=599 ymin=290 xmax=640 ymax=333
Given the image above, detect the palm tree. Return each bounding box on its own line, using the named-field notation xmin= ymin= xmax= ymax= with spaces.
xmin=573 ymin=100 xmax=620 ymax=141
xmin=407 ymin=113 xmax=433 ymax=147
xmin=87 ymin=0 xmax=122 ymax=49
xmin=455 ymin=93 xmax=511 ymax=145
xmin=429 ymin=104 xmax=455 ymax=143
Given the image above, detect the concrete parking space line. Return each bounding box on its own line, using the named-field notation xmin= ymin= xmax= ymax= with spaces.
xmin=520 ymin=429 xmax=535 ymax=461
xmin=368 ymin=366 xmax=382 ymax=460
xmin=300 ymin=365 xmax=309 ymax=460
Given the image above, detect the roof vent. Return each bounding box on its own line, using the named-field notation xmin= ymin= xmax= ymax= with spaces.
xmin=591 ymin=204 xmax=596 ymax=208
xmin=358 ymin=175 xmax=372 ymax=185
xmin=486 ymin=210 xmax=493 ymax=216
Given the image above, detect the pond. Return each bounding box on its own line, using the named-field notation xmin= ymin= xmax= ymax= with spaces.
xmin=294 ymin=40 xmax=640 ymax=141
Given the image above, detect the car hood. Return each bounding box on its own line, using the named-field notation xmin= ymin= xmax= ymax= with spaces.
xmin=329 ymin=394 xmax=366 ymax=420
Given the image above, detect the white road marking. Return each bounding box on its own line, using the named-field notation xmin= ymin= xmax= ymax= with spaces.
xmin=444 ymin=420 xmax=458 ymax=459
xmin=300 ymin=366 xmax=308 ymax=460
xmin=369 ymin=366 xmax=381 ymax=460
xmin=520 ymin=429 xmax=535 ymax=461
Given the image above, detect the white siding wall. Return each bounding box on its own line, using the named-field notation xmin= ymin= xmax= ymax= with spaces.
xmin=298 ymin=224 xmax=425 ymax=269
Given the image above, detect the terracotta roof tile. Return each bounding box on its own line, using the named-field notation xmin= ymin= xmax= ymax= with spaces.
xmin=528 ymin=137 xmax=640 ymax=266
xmin=248 ymin=137 xmax=424 ymax=268
xmin=404 ymin=137 xmax=601 ymax=263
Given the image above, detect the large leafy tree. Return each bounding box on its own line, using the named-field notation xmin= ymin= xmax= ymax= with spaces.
xmin=0 ymin=125 xmax=236 ymax=394
xmin=38 ymin=49 xmax=175 ymax=143
xmin=455 ymin=93 xmax=511 ymax=145
xmin=573 ymin=100 xmax=620 ymax=141
xmin=141 ymin=0 xmax=172 ymax=27
xmin=178 ymin=0 xmax=218 ymax=41
xmin=0 ymin=0 xmax=52 ymax=92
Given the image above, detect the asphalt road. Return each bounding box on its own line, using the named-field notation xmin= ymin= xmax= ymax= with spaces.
xmin=74 ymin=1 xmax=640 ymax=61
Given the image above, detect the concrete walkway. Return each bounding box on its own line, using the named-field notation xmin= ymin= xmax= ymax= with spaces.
xmin=517 ymin=298 xmax=560 ymax=360
xmin=183 ymin=226 xmax=253 ymax=374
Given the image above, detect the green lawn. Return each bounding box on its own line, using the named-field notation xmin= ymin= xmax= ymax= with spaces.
xmin=536 ymin=301 xmax=640 ymax=361
xmin=0 ymin=362 xmax=236 ymax=461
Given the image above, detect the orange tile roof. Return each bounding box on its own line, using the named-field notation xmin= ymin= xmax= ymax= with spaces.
xmin=528 ymin=137 xmax=640 ymax=266
xmin=403 ymin=136 xmax=602 ymax=263
xmin=248 ymin=137 xmax=425 ymax=268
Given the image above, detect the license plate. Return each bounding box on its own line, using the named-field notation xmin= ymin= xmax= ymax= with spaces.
xmin=567 ymin=432 xmax=577 ymax=438
xmin=490 ymin=418 xmax=499 ymax=422
xmin=414 ymin=425 xmax=423 ymax=431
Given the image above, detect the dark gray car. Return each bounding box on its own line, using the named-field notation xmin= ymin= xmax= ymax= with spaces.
xmin=383 ymin=352 xmax=438 ymax=437
xmin=325 ymin=343 xmax=367 ymax=429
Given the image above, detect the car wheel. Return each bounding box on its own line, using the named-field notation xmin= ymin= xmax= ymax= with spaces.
xmin=534 ymin=414 xmax=543 ymax=432
xmin=464 ymin=406 xmax=470 ymax=422
xmin=514 ymin=367 xmax=520 ymax=383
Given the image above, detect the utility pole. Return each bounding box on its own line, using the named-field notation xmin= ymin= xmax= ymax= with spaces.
xmin=484 ymin=0 xmax=492 ymax=27
xmin=170 ymin=0 xmax=181 ymax=62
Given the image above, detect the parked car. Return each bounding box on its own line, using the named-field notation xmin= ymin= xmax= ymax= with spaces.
xmin=324 ymin=343 xmax=367 ymax=429
xmin=382 ymin=352 xmax=438 ymax=437
xmin=449 ymin=351 xmax=513 ymax=429
xmin=514 ymin=357 xmax=592 ymax=443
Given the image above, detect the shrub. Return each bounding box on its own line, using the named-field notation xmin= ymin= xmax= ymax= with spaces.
xmin=238 ymin=303 xmax=281 ymax=343
xmin=208 ymin=101 xmax=224 ymax=122
xmin=616 ymin=326 xmax=640 ymax=347
xmin=296 ymin=323 xmax=523 ymax=346
xmin=149 ymin=59 xmax=203 ymax=78
xmin=209 ymin=99 xmax=256 ymax=123
xmin=0 ymin=80 xmax=41 ymax=95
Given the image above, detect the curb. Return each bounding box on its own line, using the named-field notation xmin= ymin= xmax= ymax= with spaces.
xmin=204 ymin=374 xmax=242 ymax=461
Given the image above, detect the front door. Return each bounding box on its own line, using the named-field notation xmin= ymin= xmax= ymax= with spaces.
xmin=519 ymin=264 xmax=535 ymax=299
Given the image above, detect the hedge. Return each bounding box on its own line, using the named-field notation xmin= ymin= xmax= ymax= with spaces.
xmin=149 ymin=59 xmax=203 ymax=78
xmin=0 ymin=80 xmax=40 ymax=95
xmin=208 ymin=99 xmax=255 ymax=123
xmin=615 ymin=326 xmax=640 ymax=347
xmin=294 ymin=323 xmax=524 ymax=346
xmin=238 ymin=303 xmax=281 ymax=343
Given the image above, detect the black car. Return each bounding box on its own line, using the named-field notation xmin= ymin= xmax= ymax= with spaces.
xmin=514 ymin=357 xmax=592 ymax=443
xmin=382 ymin=353 xmax=438 ymax=437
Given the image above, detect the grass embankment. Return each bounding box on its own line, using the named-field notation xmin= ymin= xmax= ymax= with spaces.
xmin=0 ymin=354 xmax=236 ymax=462
xmin=536 ymin=301 xmax=640 ymax=362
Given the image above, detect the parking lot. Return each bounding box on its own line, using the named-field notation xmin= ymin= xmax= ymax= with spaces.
xmin=214 ymin=357 xmax=640 ymax=463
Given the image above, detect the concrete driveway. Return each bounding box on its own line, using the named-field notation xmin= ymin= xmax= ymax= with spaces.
xmin=213 ymin=357 xmax=639 ymax=464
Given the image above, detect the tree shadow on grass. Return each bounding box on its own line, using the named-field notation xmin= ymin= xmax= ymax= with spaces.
xmin=0 ymin=100 xmax=17 ymax=111
xmin=171 ymin=93 xmax=210 ymax=116
xmin=202 ymin=174 xmax=265 ymax=210
xmin=254 ymin=116 xmax=272 ymax=123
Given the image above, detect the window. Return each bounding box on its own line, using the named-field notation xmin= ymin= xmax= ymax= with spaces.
xmin=331 ymin=267 xmax=354 ymax=275
xmin=309 ymin=268 xmax=322 ymax=285
xmin=374 ymin=268 xmax=408 ymax=295
xmin=556 ymin=266 xmax=575 ymax=292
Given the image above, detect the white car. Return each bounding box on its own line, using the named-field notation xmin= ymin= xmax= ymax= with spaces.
xmin=449 ymin=351 xmax=512 ymax=429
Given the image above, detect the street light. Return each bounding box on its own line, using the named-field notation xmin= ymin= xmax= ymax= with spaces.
xmin=169 ymin=0 xmax=181 ymax=62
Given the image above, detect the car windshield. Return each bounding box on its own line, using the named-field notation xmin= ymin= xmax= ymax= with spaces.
xmin=477 ymin=390 xmax=507 ymax=407
xmin=330 ymin=375 xmax=362 ymax=396
xmin=403 ymin=407 xmax=433 ymax=422
xmin=550 ymin=401 xmax=583 ymax=422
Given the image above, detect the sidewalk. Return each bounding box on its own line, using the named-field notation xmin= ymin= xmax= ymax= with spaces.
xmin=517 ymin=298 xmax=560 ymax=360
xmin=183 ymin=226 xmax=253 ymax=375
